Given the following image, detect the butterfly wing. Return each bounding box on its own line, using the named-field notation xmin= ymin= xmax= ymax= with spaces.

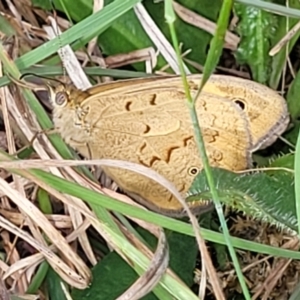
xmin=64 ymin=86 xmax=251 ymax=217
xmin=197 ymin=75 xmax=289 ymax=150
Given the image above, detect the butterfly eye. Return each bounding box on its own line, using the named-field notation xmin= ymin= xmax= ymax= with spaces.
xmin=233 ymin=98 xmax=246 ymax=110
xmin=188 ymin=167 xmax=200 ymax=176
xmin=55 ymin=92 xmax=68 ymax=106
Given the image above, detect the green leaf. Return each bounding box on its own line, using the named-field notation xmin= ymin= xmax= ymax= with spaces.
xmin=167 ymin=232 xmax=198 ymax=287
xmin=234 ymin=3 xmax=277 ymax=84
xmin=187 ymin=168 xmax=296 ymax=231
xmin=71 ymin=252 xmax=157 ymax=300
xmin=72 ymin=228 xmax=197 ymax=300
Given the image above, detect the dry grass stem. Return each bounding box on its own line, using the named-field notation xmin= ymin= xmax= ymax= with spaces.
xmin=134 ymin=2 xmax=190 ymax=74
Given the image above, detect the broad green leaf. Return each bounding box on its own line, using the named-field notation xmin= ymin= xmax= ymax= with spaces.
xmin=167 ymin=232 xmax=198 ymax=286
xmin=72 ymin=252 xmax=157 ymax=300
xmin=72 ymin=229 xmax=197 ymax=300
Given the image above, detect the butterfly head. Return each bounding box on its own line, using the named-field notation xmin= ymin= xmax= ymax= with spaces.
xmin=47 ymin=83 xmax=90 ymax=110
xmin=48 ymin=83 xmax=71 ymax=108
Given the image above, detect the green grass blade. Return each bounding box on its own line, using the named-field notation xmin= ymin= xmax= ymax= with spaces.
xmin=10 ymin=165 xmax=300 ymax=261
xmin=198 ymin=0 xmax=233 ymax=90
xmin=294 ymin=129 xmax=300 ymax=234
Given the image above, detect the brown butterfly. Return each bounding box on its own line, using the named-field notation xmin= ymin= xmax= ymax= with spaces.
xmin=48 ymin=74 xmax=289 ymax=217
